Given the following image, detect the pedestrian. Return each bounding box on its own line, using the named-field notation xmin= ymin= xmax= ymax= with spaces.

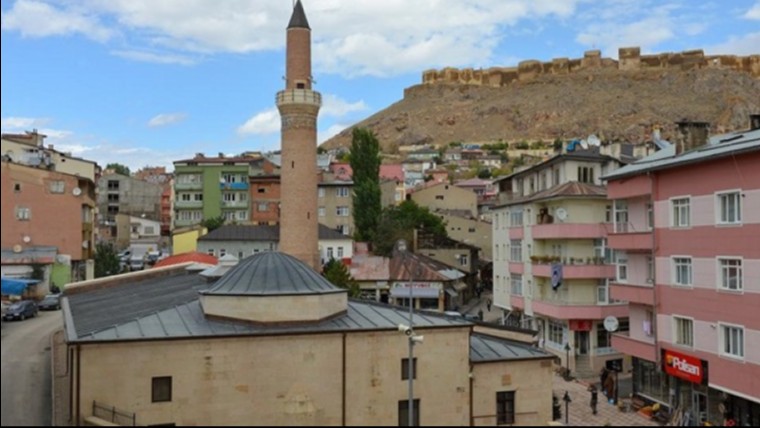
xmin=478 ymin=309 xmax=484 ymax=321
xmin=603 ymin=371 xmax=615 ymax=402
xmin=589 ymin=385 xmax=598 ymax=415
xmin=599 ymin=368 xmax=609 ymax=395
xmin=486 ymin=298 xmax=492 ymax=311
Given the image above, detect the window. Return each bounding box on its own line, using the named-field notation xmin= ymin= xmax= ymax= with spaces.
xmin=16 ymin=207 xmax=31 ymax=220
xmin=547 ymin=320 xmax=565 ymax=346
xmin=553 ymin=168 xmax=560 ymax=186
xmin=238 ymin=251 xmax=244 ymax=259
xmin=401 ymin=358 xmax=417 ymax=380
xmin=176 ymin=174 xmax=201 ymax=184
xmin=14 ymin=182 xmax=21 ymax=192
xmin=180 ymin=193 xmax=191 ymax=202
xmin=597 ymin=279 xmax=608 ymax=304
xmin=223 ymin=192 xmax=236 ymax=202
xmin=674 ymin=316 xmax=693 ymax=347
xmin=318 ymin=207 xmax=325 ymax=217
xmin=222 ymin=211 xmax=235 ymax=221
xmin=458 ymin=254 xmax=468 ymax=267
xmin=49 ymin=180 xmax=65 ymax=194
xmin=327 ymin=247 xmax=334 ymax=259
xmin=495 ymin=245 xmax=500 ymax=261
xmin=338 ymin=224 xmax=350 ymax=235
xmin=151 ymin=376 xmax=172 ymax=403
xmin=495 ymin=215 xmax=499 ymax=230
xmin=222 ymin=173 xmax=238 ymax=183
xmin=194 ymin=193 xmax=203 ymax=201
xmin=398 ymin=399 xmax=420 ymax=427
xmin=509 ymin=240 xmax=522 ymax=262
xmin=615 ymin=251 xmax=627 ymax=282
xmin=336 ymin=206 xmax=350 ymax=217
xmin=219 ymin=249 xmax=226 ymax=257
xmin=108 ymin=194 xmax=119 ymax=202
xmin=720 ymin=324 xmax=744 ymax=359
xmin=605 ymin=205 xmax=612 ymax=223
xmin=468 ymin=227 xmax=476 ymax=233
xmin=597 ymin=323 xmax=611 ymax=348
xmin=646 ymin=203 xmax=654 ymax=230
xmin=509 ymin=209 xmax=523 ymax=227
xmin=647 ymin=256 xmax=654 ymax=283
xmin=671 ymin=198 xmax=690 ymax=227
xmin=258 ymin=203 xmax=269 ymax=212
xmin=614 ymin=200 xmax=629 ymax=233
xmin=578 ymin=166 xmax=594 ymax=184
xmin=718 ymin=258 xmax=743 ymax=291
xmin=107 ymin=180 xmax=119 ymax=190
xmin=496 ymin=391 xmax=516 ymax=425
xmin=644 ymin=310 xmax=654 ymax=337
xmin=337 ymin=247 xmax=344 ymax=258
xmin=717 ymin=192 xmax=742 ymax=224
xmin=318 ymin=187 xmax=325 ymax=198
xmin=510 ymin=274 xmax=522 ymax=296
xmin=673 ymin=257 xmax=692 ymax=286
xmin=435 ymin=195 xmax=444 ymax=200
xmin=236 ymin=211 xmax=248 ymax=221
xmin=336 ymin=187 xmax=350 ymax=197
xmin=144 ymin=226 xmax=155 ymax=235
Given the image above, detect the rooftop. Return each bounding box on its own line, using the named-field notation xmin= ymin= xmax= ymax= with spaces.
xmin=199 ymin=224 xmax=348 ymax=242
xmin=469 ymin=333 xmax=554 ymax=363
xmin=496 ymin=181 xmax=607 ymax=207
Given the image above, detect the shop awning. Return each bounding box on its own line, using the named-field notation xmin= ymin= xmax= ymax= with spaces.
xmin=444 ymin=288 xmax=459 ymax=297
xmin=390 ymin=287 xmax=440 ymax=299
xmin=1 ymin=277 xmax=39 ymax=296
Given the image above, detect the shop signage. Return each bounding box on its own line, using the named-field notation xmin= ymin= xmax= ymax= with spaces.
xmin=569 ymin=319 xmax=592 ymax=331
xmin=662 ymin=349 xmax=708 ymax=385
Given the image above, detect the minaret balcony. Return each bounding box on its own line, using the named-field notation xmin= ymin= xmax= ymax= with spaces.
xmin=276 ymin=89 xmax=322 ymax=107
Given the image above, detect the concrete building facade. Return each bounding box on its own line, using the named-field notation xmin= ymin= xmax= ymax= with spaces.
xmin=98 ymin=172 xmax=163 ymax=230
xmin=604 ymin=123 xmax=760 ymax=426
xmin=410 ymin=182 xmax=478 ymax=217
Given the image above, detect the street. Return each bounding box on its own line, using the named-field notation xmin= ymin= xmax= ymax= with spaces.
xmin=1 ymin=310 xmax=63 ymax=426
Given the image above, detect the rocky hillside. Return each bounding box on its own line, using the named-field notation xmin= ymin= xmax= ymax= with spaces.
xmin=322 ymin=67 xmax=760 ymax=151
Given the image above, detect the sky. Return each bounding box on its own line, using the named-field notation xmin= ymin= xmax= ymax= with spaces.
xmin=1 ymin=0 xmax=759 ymax=172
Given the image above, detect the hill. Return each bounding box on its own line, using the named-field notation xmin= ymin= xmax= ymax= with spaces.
xmin=322 ymin=50 xmax=760 ymax=152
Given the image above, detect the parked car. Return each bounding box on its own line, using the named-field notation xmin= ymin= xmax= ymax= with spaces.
xmin=38 ymin=294 xmax=61 ymax=311
xmin=3 ymin=300 xmax=38 ymax=321
xmin=129 ymin=256 xmax=145 ymax=271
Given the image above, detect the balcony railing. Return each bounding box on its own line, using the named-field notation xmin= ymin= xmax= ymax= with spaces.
xmin=175 ymin=181 xmax=202 ymax=190
xmin=276 ymin=89 xmax=322 ymax=107
xmin=175 ymin=200 xmax=203 ymax=209
xmin=607 ymin=222 xmax=653 ymax=251
xmin=531 ymin=261 xmax=615 ymax=279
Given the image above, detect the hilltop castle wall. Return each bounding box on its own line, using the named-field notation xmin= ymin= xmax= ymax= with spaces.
xmin=417 ymin=47 xmax=760 ymax=90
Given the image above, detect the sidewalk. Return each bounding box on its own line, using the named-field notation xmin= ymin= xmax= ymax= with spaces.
xmin=459 ymin=291 xmax=501 ymax=322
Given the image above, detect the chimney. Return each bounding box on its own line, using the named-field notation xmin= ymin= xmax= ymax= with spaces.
xmin=194 ymin=153 xmax=205 ymax=159
xmin=675 ymin=121 xmax=710 ymax=155
xmin=750 ymin=114 xmax=760 ymax=131
xmin=218 ymin=152 xmax=225 ymax=158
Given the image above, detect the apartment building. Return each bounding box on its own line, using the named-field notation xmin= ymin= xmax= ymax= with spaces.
xmin=410 ymin=182 xmax=478 ymax=218
xmin=492 ymin=148 xmax=628 ymax=377
xmin=97 ymin=172 xmax=163 ymax=231
xmin=604 ymin=120 xmax=760 ymax=426
xmin=173 ymin=154 xmax=252 ymax=228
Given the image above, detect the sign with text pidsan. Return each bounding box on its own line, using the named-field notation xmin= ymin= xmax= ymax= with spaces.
xmin=662 ymin=349 xmax=708 ymax=385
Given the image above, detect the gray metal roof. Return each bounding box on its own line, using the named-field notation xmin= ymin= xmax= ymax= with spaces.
xmin=199 ymin=224 xmax=348 ymax=242
xmin=287 ymin=0 xmax=310 ymax=30
xmin=202 ymin=252 xmax=342 ymax=296
xmin=469 ymin=333 xmax=554 ymax=363
xmin=603 ymin=128 xmax=760 ymax=180
xmin=66 ymin=296 xmax=472 ymax=343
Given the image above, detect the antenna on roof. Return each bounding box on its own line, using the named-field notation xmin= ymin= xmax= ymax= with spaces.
xmin=587 ymin=134 xmax=601 ymax=147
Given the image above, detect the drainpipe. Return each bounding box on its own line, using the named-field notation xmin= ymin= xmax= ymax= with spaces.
xmin=342 ymin=333 xmax=347 ymax=426
xmin=649 ymin=171 xmax=662 ymax=390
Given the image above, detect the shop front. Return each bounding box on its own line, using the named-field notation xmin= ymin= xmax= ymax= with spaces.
xmin=390 ymin=281 xmax=443 ymax=311
xmin=661 ymin=348 xmax=719 ymax=426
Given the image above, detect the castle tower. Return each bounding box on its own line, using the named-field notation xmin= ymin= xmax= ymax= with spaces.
xmin=276 ymin=0 xmax=321 ymax=269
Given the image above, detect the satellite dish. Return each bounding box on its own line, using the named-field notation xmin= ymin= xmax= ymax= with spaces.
xmin=72 ymin=187 xmax=82 ymax=196
xmin=12 ymin=244 xmax=23 ymax=253
xmin=604 ymin=316 xmax=619 ymax=332
xmin=23 ymin=235 xmax=31 ymax=243
xmin=56 ymin=254 xmax=67 ymax=264
xmin=82 ymin=240 xmax=90 ymax=249
xmin=555 ymin=208 xmax=568 ymax=221
xmin=587 ymin=134 xmax=601 ymax=146
xmin=580 ymin=139 xmax=589 ymax=150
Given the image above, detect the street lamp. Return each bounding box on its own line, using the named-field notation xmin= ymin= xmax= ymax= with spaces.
xmin=564 ymin=342 xmax=572 ymax=380
xmin=396 ymin=239 xmax=423 ymax=426
xmin=562 ymin=391 xmax=572 ymax=425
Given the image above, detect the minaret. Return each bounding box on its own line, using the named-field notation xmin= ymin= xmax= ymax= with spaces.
xmin=277 ymin=0 xmax=321 ymax=270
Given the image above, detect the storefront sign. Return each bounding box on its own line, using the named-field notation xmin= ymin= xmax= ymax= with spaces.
xmin=662 ymin=349 xmax=708 ymax=385
xmin=569 ymin=319 xmax=592 ymax=331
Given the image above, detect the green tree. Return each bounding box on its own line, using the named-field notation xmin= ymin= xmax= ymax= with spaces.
xmin=349 ymin=128 xmax=382 ymax=242
xmin=323 ymin=258 xmax=361 ymax=297
xmin=94 ymin=242 xmax=121 ymax=278
xmin=477 ymin=168 xmax=492 ymax=179
xmin=106 ymin=163 xmax=131 ymax=176
xmin=201 ymin=215 xmax=226 ymax=232
xmin=372 ymin=200 xmax=447 ymax=256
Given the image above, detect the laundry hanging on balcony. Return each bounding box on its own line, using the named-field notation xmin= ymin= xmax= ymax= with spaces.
xmin=551 ymin=264 xmax=563 ymax=290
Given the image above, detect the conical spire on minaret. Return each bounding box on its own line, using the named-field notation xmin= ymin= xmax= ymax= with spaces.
xmin=288 ymin=0 xmax=311 ymax=30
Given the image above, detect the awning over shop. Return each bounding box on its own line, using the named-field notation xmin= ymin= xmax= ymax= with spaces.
xmin=390 ymin=287 xmax=440 ymax=299
xmin=1 ymin=277 xmax=39 ymax=296
xmin=444 ymin=288 xmax=459 ymax=297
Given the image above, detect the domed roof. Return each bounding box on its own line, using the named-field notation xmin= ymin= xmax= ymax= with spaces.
xmin=202 ymin=252 xmax=342 ymax=296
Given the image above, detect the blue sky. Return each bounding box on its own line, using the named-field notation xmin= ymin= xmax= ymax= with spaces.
xmin=2 ymin=0 xmax=759 ymax=172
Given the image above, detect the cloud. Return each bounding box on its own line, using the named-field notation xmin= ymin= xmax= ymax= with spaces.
xmin=237 ymin=107 xmax=280 ymax=136
xmin=744 ymin=2 xmax=760 ymax=20
xmin=2 ymin=0 xmax=582 ymax=76
xmin=1 ymin=0 xmax=113 ymax=42
xmin=320 ymin=94 xmax=368 ymax=118
xmin=706 ymin=32 xmax=760 ymax=56
xmin=319 ymin=123 xmax=349 ymax=144
xmin=148 ymin=112 xmax=188 ymax=128
xmin=112 ymin=50 xmax=197 ymax=66
xmin=1 ymin=116 xmax=51 ymax=130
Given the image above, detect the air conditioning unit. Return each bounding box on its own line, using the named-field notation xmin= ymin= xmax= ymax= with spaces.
xmin=646 ymin=278 xmax=654 ymax=284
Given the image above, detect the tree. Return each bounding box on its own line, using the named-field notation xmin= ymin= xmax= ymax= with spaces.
xmin=106 ymin=163 xmax=131 ymax=176
xmin=349 ymin=128 xmax=382 ymax=242
xmin=477 ymin=168 xmax=492 ymax=179
xmin=372 ymin=200 xmax=447 ymax=256
xmin=94 ymin=242 xmax=121 ymax=278
xmin=201 ymin=215 xmax=226 ymax=232
xmin=323 ymin=258 xmax=361 ymax=298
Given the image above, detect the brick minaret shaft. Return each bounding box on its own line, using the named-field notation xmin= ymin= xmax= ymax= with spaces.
xmin=277 ymin=0 xmax=321 ymax=270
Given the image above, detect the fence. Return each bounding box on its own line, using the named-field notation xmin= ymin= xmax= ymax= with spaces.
xmin=92 ymin=401 xmax=136 ymax=426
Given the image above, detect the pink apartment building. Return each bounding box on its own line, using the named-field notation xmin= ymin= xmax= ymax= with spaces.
xmin=605 ymin=119 xmax=760 ymax=426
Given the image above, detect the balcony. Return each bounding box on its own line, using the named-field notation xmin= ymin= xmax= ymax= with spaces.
xmin=531 ymin=300 xmax=628 ymax=320
xmin=611 ymin=332 xmax=656 ymax=362
xmin=608 ymin=223 xmax=652 ymax=251
xmin=221 ymin=200 xmax=249 ymax=209
xmin=610 ymin=282 xmax=654 ymax=306
xmin=532 ymin=262 xmax=615 ymax=279
xmin=175 ymin=182 xmax=202 ymax=190
xmin=174 ymin=218 xmax=201 ymax=228
xmin=174 ymin=200 xmax=203 ymax=209
xmin=532 ymin=223 xmax=607 ymax=240
xmin=510 ymin=295 xmax=525 ymax=310
xmin=276 ymin=89 xmax=322 ymax=107
xmin=219 ymin=182 xmax=249 ymax=191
